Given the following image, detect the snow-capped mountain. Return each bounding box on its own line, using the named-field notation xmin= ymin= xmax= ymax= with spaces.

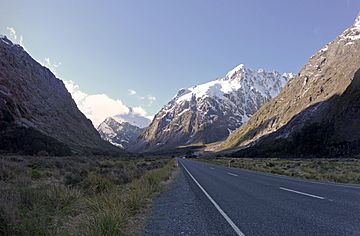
xmin=97 ymin=110 xmax=151 ymax=149
xmin=130 ymin=64 xmax=293 ymax=151
xmin=220 ymin=13 xmax=360 ymax=158
xmin=111 ymin=109 xmax=152 ymax=128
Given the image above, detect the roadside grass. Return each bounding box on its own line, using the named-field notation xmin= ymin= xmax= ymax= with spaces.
xmin=0 ymin=155 xmax=175 ymax=235
xmin=197 ymin=157 xmax=360 ymax=184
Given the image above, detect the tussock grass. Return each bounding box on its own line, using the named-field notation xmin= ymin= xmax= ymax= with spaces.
xmin=0 ymin=155 xmax=175 ymax=235
xmin=198 ymin=158 xmax=360 ymax=184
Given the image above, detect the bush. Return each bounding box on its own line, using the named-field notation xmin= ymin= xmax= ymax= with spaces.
xmin=89 ymin=210 xmax=127 ymax=236
xmin=31 ymin=169 xmax=42 ymax=180
xmin=83 ymin=175 xmax=114 ymax=194
xmin=0 ymin=155 xmax=175 ymax=235
xmin=37 ymin=150 xmax=49 ymax=156
xmin=64 ymin=172 xmax=83 ymax=186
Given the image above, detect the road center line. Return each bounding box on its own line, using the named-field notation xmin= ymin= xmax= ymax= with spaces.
xmin=180 ymin=161 xmax=245 ymax=236
xmin=279 ymin=187 xmax=325 ymax=200
xmin=227 ymin=172 xmax=238 ymax=177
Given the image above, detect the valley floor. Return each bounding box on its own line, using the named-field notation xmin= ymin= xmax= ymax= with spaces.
xmin=197 ymin=157 xmax=360 ymax=185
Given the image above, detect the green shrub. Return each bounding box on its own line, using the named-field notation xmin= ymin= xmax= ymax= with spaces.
xmin=83 ymin=175 xmax=114 ymax=194
xmin=89 ymin=210 xmax=127 ymax=236
xmin=64 ymin=172 xmax=83 ymax=186
xmin=31 ymin=169 xmax=42 ymax=180
xmin=0 ymin=155 xmax=174 ymax=235
xmin=125 ymin=187 xmax=145 ymax=213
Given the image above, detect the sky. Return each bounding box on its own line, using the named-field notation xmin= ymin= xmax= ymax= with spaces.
xmin=1 ymin=0 xmax=359 ymax=125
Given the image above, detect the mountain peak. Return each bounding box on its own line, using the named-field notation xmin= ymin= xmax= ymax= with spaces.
xmin=112 ymin=112 xmax=151 ymax=128
xmin=355 ymin=12 xmax=360 ymax=26
xmin=340 ymin=12 xmax=360 ymax=42
xmin=97 ymin=114 xmax=145 ymax=149
xmin=131 ymin=64 xmax=293 ymax=151
xmin=220 ymin=13 xmax=360 ymax=156
xmin=350 ymin=12 xmax=360 ymax=32
xmin=0 ymin=35 xmax=13 ymax=46
xmin=225 ymin=64 xmax=245 ymax=79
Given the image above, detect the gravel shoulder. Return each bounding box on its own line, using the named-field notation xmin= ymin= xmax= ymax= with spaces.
xmin=142 ymin=163 xmax=235 ymax=236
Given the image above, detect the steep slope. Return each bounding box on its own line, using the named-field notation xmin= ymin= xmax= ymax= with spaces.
xmin=97 ymin=111 xmax=151 ymax=149
xmin=0 ymin=36 xmax=121 ymax=156
xmin=132 ymin=64 xmax=292 ymax=151
xmin=220 ymin=13 xmax=360 ymax=157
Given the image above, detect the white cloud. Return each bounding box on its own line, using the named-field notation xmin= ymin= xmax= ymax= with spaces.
xmin=147 ymin=95 xmax=156 ymax=106
xmin=5 ymin=27 xmax=60 ymax=76
xmin=19 ymin=35 xmax=24 ymax=46
xmin=6 ymin=27 xmax=16 ymax=40
xmin=128 ymin=89 xmax=137 ymax=96
xmin=3 ymin=27 xmax=154 ymax=127
xmin=64 ymin=80 xmax=151 ymax=127
xmin=132 ymin=106 xmax=147 ymax=117
xmin=6 ymin=26 xmax=26 ymax=49
xmin=41 ymin=57 xmax=62 ymax=76
xmin=146 ymin=115 xmax=154 ymax=121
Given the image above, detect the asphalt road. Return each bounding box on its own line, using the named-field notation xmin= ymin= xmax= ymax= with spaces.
xmin=174 ymin=158 xmax=360 ymax=236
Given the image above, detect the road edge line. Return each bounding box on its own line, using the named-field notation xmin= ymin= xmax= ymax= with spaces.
xmin=179 ymin=160 xmax=245 ymax=236
xmin=279 ymin=187 xmax=325 ymax=200
xmin=227 ymin=172 xmax=238 ymax=177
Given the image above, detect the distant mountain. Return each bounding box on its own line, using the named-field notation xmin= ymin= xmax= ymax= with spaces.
xmin=111 ymin=109 xmax=152 ymax=129
xmin=131 ymin=64 xmax=293 ymax=152
xmin=0 ymin=36 xmax=121 ymax=156
xmin=97 ymin=111 xmax=151 ymax=149
xmin=220 ymin=13 xmax=360 ymax=158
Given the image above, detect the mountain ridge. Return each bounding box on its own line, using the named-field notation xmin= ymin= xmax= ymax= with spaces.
xmin=97 ymin=112 xmax=151 ymax=149
xmin=0 ymin=36 xmax=121 ymax=156
xmin=219 ymin=13 xmax=360 ymax=157
xmin=130 ymin=64 xmax=293 ymax=152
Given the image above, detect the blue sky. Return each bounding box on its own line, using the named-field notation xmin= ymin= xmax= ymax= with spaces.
xmin=1 ymin=0 xmax=359 ymax=121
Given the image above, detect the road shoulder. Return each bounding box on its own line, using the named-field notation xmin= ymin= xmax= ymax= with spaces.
xmin=142 ymin=166 xmax=211 ymax=235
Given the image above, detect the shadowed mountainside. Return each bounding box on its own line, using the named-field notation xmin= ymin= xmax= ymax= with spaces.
xmin=0 ymin=36 xmax=121 ymax=156
xmin=231 ymin=68 xmax=360 ymax=158
xmin=219 ymin=13 xmax=360 ymax=158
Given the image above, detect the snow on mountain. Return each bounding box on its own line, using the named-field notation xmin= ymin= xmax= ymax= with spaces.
xmin=220 ymin=13 xmax=360 ymax=157
xmin=340 ymin=13 xmax=360 ymax=42
xmin=112 ymin=108 xmax=152 ymax=128
xmin=97 ymin=109 xmax=151 ymax=149
xmin=130 ymin=64 xmax=293 ymax=151
xmin=174 ymin=64 xmax=292 ymax=104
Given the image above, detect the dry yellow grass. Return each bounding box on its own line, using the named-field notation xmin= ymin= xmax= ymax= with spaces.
xmin=197 ymin=158 xmax=360 ymax=184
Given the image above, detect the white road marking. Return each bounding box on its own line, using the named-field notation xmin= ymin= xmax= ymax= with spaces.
xmin=227 ymin=172 xmax=238 ymax=177
xmin=180 ymin=161 xmax=245 ymax=236
xmin=210 ymin=167 xmax=215 ymax=170
xmin=279 ymin=187 xmax=325 ymax=200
